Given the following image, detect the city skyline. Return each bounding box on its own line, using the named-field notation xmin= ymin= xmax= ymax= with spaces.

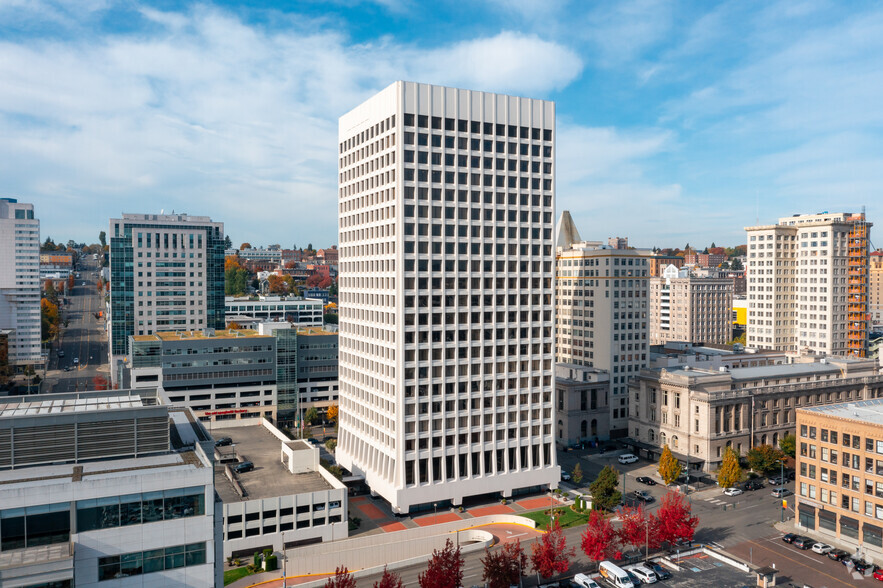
xmin=1 ymin=1 xmax=880 ymax=248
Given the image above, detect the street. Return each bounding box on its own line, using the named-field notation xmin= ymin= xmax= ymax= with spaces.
xmin=43 ymin=256 xmax=109 ymax=392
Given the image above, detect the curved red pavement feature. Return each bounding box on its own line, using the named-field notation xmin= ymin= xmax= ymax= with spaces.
xmin=380 ymin=521 xmax=407 ymax=532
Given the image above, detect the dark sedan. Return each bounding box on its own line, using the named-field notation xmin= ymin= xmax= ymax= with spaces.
xmin=793 ymin=536 xmax=814 ymax=549
xmin=782 ymin=533 xmax=799 ymax=544
xmin=646 ymin=561 xmax=672 ymax=580
xmin=636 ymin=476 xmax=657 ymax=486
xmin=827 ymin=549 xmax=850 ymax=562
xmin=848 ymin=558 xmax=873 ymax=573
xmin=743 ymin=479 xmax=764 ymax=491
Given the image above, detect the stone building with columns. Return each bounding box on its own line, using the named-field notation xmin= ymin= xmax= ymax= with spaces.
xmin=627 ymin=356 xmax=883 ymax=474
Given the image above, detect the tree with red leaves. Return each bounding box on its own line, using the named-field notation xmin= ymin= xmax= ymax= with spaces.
xmin=481 ymin=540 xmax=528 ymax=588
xmin=373 ymin=566 xmax=403 ymax=588
xmin=418 ymin=539 xmax=463 ymax=588
xmin=324 ymin=566 xmax=356 ymax=588
xmin=580 ymin=509 xmax=620 ymax=563
xmin=655 ymin=491 xmax=698 ymax=546
xmin=617 ymin=504 xmax=659 ymax=552
xmin=530 ymin=519 xmax=574 ymax=580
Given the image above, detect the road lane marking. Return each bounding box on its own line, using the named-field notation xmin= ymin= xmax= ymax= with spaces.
xmin=746 ymin=539 xmax=856 ymax=588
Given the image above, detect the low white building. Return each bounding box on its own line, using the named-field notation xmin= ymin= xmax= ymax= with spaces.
xmin=225 ymin=296 xmax=323 ymax=327
xmin=212 ymin=421 xmax=348 ymax=558
xmin=0 ymin=389 xmax=221 ymax=587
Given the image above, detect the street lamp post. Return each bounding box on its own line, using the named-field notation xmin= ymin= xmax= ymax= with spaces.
xmin=779 ymin=458 xmax=785 ymax=522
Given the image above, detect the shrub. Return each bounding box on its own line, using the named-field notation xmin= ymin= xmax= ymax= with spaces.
xmin=265 ymin=555 xmax=278 ymax=571
xmin=253 ymin=552 xmax=261 ymax=568
xmin=263 ymin=548 xmax=273 ymax=558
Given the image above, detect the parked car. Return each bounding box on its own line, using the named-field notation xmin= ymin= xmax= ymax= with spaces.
xmin=57 ymin=349 xmax=65 ymax=357
xmin=645 ymin=561 xmax=671 ymax=580
xmin=571 ymin=573 xmax=601 ymax=588
xmin=743 ymin=480 xmax=764 ymax=491
xmin=233 ymin=461 xmax=254 ymax=474
xmin=782 ymin=533 xmax=799 ymax=544
xmin=768 ymin=476 xmax=786 ymax=486
xmin=723 ymin=487 xmax=743 ymax=496
xmin=827 ymin=548 xmax=850 ymax=562
xmin=771 ymin=488 xmax=792 ymax=497
xmin=633 ymin=490 xmax=654 ymax=502
xmin=73 ymin=357 xmax=79 ymax=364
xmin=561 ymin=471 xmax=572 ymax=481
xmin=636 ymin=476 xmax=657 ymax=486
xmin=811 ymin=543 xmax=833 ymax=554
xmin=629 ymin=564 xmax=658 ymax=583
xmin=793 ymin=536 xmax=814 ymax=549
xmin=214 ymin=437 xmax=233 ymax=447
xmin=873 ymin=567 xmax=883 ymax=580
xmin=849 ymin=559 xmax=873 ymax=573
xmin=618 ymin=453 xmax=639 ymax=464
xmin=63 ymin=366 xmax=73 ymax=372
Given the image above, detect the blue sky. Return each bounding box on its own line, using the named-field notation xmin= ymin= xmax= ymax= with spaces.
xmin=1 ymin=0 xmax=880 ymax=249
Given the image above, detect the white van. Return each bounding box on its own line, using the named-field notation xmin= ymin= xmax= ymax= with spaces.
xmin=573 ymin=573 xmax=601 ymax=588
xmin=618 ymin=453 xmax=639 ymax=464
xmin=598 ymin=561 xmax=635 ymax=588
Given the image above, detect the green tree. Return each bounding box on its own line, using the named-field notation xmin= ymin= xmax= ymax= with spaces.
xmin=731 ymin=258 xmax=744 ymax=270
xmin=589 ymin=465 xmax=621 ymax=511
xmin=746 ymin=445 xmax=785 ymax=475
xmin=779 ymin=434 xmax=796 ymax=458
xmin=305 ymin=407 xmax=319 ymax=425
xmin=717 ymin=447 xmax=742 ymax=488
xmin=325 ymin=439 xmax=337 ymax=453
xmin=572 ymin=462 xmax=583 ymax=486
xmin=224 ymin=235 xmax=233 ymax=249
xmin=658 ymin=445 xmax=680 ymax=485
xmin=98 ymin=231 xmax=106 ymax=248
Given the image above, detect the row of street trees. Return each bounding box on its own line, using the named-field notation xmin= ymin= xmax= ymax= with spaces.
xmin=323 ymin=487 xmax=697 ymax=588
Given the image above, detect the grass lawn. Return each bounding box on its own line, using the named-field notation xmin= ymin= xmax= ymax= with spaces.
xmin=522 ymin=507 xmax=591 ymax=529
xmin=223 ymin=566 xmax=255 ymax=586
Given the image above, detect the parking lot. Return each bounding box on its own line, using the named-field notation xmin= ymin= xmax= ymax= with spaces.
xmin=599 ymin=554 xmax=755 ymax=588
xmin=728 ymin=533 xmax=876 ymax=587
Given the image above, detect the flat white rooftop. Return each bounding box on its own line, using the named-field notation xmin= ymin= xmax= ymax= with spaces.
xmin=801 ymin=398 xmax=883 ymax=426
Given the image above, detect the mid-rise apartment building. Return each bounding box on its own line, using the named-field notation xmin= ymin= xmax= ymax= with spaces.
xmin=556 ymin=212 xmax=651 ymax=438
xmin=108 ymin=213 xmax=226 ymax=379
xmin=628 ymin=356 xmax=883 ymax=473
xmin=745 ymin=211 xmax=872 ymax=356
xmin=684 ymin=252 xmax=727 ymax=267
xmin=649 ymin=266 xmax=733 ymax=346
xmin=0 ymin=389 xmax=221 ymax=587
xmin=336 ymin=81 xmax=559 ymax=514
xmin=795 ymin=398 xmax=883 ymax=562
xmin=0 ymin=198 xmax=41 ymax=367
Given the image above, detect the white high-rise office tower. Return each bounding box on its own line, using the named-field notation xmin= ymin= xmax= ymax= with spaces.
xmin=745 ymin=212 xmax=871 ymax=356
xmin=0 ymin=198 xmax=41 ymax=366
xmin=336 ymin=81 xmax=559 ymax=514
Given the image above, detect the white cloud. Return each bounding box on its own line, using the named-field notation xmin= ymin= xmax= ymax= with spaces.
xmin=411 ymin=31 xmax=583 ymax=95
xmin=578 ymin=0 xmax=674 ymax=66
xmin=0 ymin=6 xmax=582 ymax=244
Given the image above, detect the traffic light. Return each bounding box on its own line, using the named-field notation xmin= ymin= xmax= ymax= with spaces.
xmin=782 ymin=499 xmax=787 ymax=510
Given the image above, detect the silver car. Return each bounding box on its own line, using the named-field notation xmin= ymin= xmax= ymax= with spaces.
xmin=630 ymin=564 xmax=658 ymax=584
